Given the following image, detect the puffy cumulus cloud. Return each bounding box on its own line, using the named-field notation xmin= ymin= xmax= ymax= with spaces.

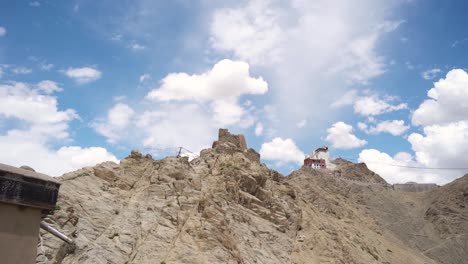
xmin=0 ymin=26 xmax=6 ymax=37
xmin=359 ymin=69 xmax=468 ymax=184
xmin=353 ymin=96 xmax=407 ymax=116
xmin=93 ymin=103 xmax=135 ymax=143
xmin=55 ymin=147 xmax=118 ymax=170
xmin=360 ymin=120 xmax=409 ymax=136
xmin=260 ymin=137 xmax=305 ymax=165
xmin=209 ymin=0 xmax=406 ymax=132
xmin=136 ymin=104 xmax=216 ymax=152
xmin=147 ymin=59 xmax=267 ymax=127
xmin=94 ymin=60 xmax=268 ymax=152
xmin=412 ymin=69 xmax=468 ymax=126
xmin=358 ymin=149 xmax=451 ymax=184
xmin=147 ymin=59 xmax=267 ymax=102
xmin=94 ymin=103 xmax=217 ymax=152
xmin=0 ymin=130 xmax=117 ymax=176
xmin=0 ymin=82 xmax=77 ymax=126
xmin=0 ymin=81 xmax=117 ymax=176
xmin=421 ymin=68 xmax=441 ymax=80
xmin=108 ymin=103 xmax=135 ymax=128
xmin=325 ymin=121 xmax=367 ymax=149
xmin=408 ymin=121 xmax=468 ymax=170
xmin=64 ymin=67 xmax=102 ymax=84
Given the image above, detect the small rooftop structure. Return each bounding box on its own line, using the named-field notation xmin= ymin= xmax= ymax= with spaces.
xmin=303 ymin=146 xmax=335 ymax=170
xmin=0 ymin=163 xmax=62 ymax=263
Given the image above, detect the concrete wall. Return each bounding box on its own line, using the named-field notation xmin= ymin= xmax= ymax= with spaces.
xmin=0 ymin=202 xmax=42 ymax=264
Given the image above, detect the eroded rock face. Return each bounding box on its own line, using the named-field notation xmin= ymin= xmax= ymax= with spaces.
xmin=37 ymin=129 xmax=467 ymax=264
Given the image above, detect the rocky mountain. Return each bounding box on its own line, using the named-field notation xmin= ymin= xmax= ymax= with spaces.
xmin=37 ymin=129 xmax=468 ymax=264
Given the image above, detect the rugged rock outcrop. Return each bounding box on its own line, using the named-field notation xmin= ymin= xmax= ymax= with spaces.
xmin=37 ymin=129 xmax=467 ymax=264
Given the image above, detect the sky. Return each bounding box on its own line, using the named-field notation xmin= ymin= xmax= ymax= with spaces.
xmin=1 ymin=0 xmax=468 ymax=184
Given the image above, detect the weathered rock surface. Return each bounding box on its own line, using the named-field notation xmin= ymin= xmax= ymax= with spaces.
xmin=37 ymin=129 xmax=467 ymax=264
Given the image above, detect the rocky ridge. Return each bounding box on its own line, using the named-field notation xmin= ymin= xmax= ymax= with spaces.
xmin=37 ymin=129 xmax=468 ymax=264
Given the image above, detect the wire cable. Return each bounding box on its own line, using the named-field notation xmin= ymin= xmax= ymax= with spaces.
xmin=338 ymin=157 xmax=468 ymax=170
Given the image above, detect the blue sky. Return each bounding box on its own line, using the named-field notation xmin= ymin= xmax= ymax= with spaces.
xmin=1 ymin=0 xmax=468 ymax=184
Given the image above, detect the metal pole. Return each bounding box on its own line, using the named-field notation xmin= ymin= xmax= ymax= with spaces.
xmin=40 ymin=221 xmax=74 ymax=244
xmin=177 ymin=147 xmax=182 ymax=157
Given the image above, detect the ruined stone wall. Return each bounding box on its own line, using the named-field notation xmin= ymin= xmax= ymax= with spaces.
xmin=212 ymin=128 xmax=248 ymax=151
xmin=393 ymin=183 xmax=438 ymax=192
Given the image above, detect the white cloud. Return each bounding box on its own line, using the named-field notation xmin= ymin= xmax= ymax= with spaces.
xmin=29 ymin=1 xmax=40 ymax=7
xmin=12 ymin=67 xmax=32 ymax=74
xmin=95 ymin=60 xmax=269 ymax=153
xmin=255 ymin=122 xmax=263 ymax=136
xmin=56 ymin=146 xmax=118 ymax=170
xmin=260 ymin=137 xmax=305 ymax=165
xmin=357 ymin=122 xmax=368 ymax=131
xmin=40 ymin=62 xmax=54 ymax=71
xmin=325 ymin=121 xmax=367 ymax=149
xmin=412 ymin=69 xmax=468 ymax=126
xmin=0 ymin=131 xmax=117 ymax=176
xmin=36 ymin=80 xmax=63 ymax=94
xmin=94 ymin=104 xmax=133 ymax=144
xmin=147 ymin=59 xmax=267 ymax=101
xmin=107 ymin=103 xmax=135 ymax=128
xmin=136 ymin=104 xmax=216 ymax=152
xmin=331 ymin=89 xmax=358 ymax=108
xmin=147 ymin=59 xmax=267 ymax=127
xmin=359 ymin=69 xmax=468 ymax=184
xmin=211 ymin=100 xmax=245 ymax=126
xmin=358 ymin=149 xmax=450 ymax=184
xmin=129 ymin=43 xmax=145 ymax=51
xmin=93 ymin=102 xmax=217 ymax=152
xmin=421 ymin=68 xmax=441 ymax=80
xmin=0 ymin=82 xmax=76 ymax=125
xmin=93 ymin=103 xmax=135 ymax=143
xmin=361 ymin=120 xmax=409 ymax=136
xmin=139 ymin=73 xmax=151 ymax=83
xmin=210 ymin=1 xmax=400 ymax=80
xmin=408 ymin=121 xmax=468 ymax=170
xmin=0 ymin=26 xmax=6 ymax=37
xmin=209 ymin=0 xmax=405 ymax=132
xmin=210 ymin=0 xmax=283 ymax=65
xmin=354 ymin=96 xmax=407 ymax=116
xmin=64 ymin=67 xmax=102 ymax=84
xmin=0 ymin=81 xmax=117 ymax=176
